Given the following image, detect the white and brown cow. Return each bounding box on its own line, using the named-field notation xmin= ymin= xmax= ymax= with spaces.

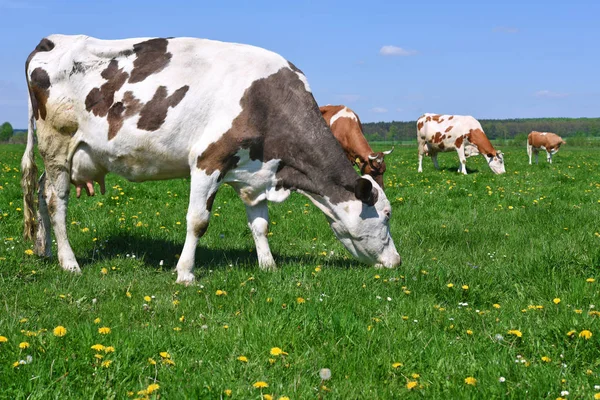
xmin=417 ymin=113 xmax=505 ymax=175
xmin=320 ymin=105 xmax=393 ymax=187
xmin=22 ymin=35 xmax=400 ymax=282
xmin=527 ymin=131 xmax=565 ymax=164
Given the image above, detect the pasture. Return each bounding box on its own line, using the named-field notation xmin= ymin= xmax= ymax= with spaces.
xmin=0 ymin=143 xmax=599 ymax=399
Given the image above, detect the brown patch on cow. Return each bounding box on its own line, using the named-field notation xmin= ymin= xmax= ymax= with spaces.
xmin=29 ymin=68 xmax=51 ymax=120
xmin=26 ymin=38 xmax=55 ymax=120
xmin=426 ymin=116 xmax=432 ymax=122
xmin=137 ymin=85 xmax=189 ymax=131
xmin=432 ymin=132 xmax=443 ymax=143
xmin=467 ymin=128 xmax=496 ymax=156
xmin=107 ymin=91 xmax=144 ymax=140
xmin=448 ymin=115 xmax=454 ymax=120
xmin=319 ymin=105 xmax=346 ymax=125
xmin=129 ymin=38 xmax=172 ymax=84
xmin=193 ymin=220 xmax=209 ymax=238
xmin=417 ymin=120 xmax=424 ymax=130
xmin=431 ymin=114 xmax=444 ymax=123
xmin=85 ymin=60 xmax=129 ymax=117
xmin=445 ymin=125 xmax=453 ymax=133
xmin=528 ymin=131 xmax=565 ymax=149
xmin=206 ymin=192 xmax=217 ymax=211
xmin=438 ymin=142 xmax=445 ymax=150
xmin=47 ymin=192 xmax=57 ymax=217
xmin=454 ymin=135 xmax=464 ymax=148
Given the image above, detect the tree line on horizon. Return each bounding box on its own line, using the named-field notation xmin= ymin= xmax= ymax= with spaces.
xmin=362 ymin=117 xmax=600 ymax=143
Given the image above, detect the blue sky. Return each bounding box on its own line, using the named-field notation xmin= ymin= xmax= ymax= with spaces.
xmin=1 ymin=0 xmax=598 ymax=127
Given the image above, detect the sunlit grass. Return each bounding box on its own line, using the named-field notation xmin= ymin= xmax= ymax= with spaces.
xmin=0 ymin=143 xmax=599 ymax=398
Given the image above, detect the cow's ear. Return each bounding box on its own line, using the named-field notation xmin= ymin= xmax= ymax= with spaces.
xmin=354 ymin=178 xmax=378 ymax=206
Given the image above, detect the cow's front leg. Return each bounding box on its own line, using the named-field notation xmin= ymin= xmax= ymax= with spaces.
xmin=431 ymin=152 xmax=439 ymax=170
xmin=175 ymin=170 xmax=220 ymax=283
xmin=45 ymin=165 xmax=80 ymax=272
xmin=34 ymin=172 xmax=52 ymax=257
xmin=456 ymin=147 xmax=467 ymax=175
xmin=547 ymin=151 xmax=552 ymax=164
xmin=245 ymin=200 xmax=276 ymax=271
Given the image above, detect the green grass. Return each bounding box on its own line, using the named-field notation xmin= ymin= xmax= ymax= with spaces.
xmin=1 ymin=143 xmax=600 ymax=399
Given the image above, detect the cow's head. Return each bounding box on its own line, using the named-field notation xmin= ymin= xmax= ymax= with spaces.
xmin=362 ymin=148 xmax=393 ymax=187
xmin=305 ymin=175 xmax=401 ymax=268
xmin=485 ymin=151 xmax=505 ymax=174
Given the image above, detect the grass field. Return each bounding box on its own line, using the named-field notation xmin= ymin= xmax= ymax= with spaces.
xmin=1 ymin=143 xmax=599 ymax=399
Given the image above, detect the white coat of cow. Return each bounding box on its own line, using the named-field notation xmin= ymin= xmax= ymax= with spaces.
xmin=417 ymin=113 xmax=505 ymax=175
xmin=22 ymin=35 xmax=401 ymax=282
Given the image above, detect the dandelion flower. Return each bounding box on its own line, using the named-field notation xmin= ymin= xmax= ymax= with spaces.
xmin=541 ymin=356 xmax=551 ymax=362
xmin=215 ymin=290 xmax=227 ymax=296
xmin=101 ymin=360 xmax=112 ymax=368
xmin=579 ymin=329 xmax=593 ymax=339
xmin=104 ymin=346 xmax=115 ymax=353
xmin=100 ymin=268 xmax=108 ymax=275
xmin=464 ymin=377 xmax=477 ymax=386
xmin=392 ymin=362 xmax=403 ymax=369
xmin=0 ymin=336 xmax=8 ymax=343
xmin=253 ymin=381 xmax=268 ymax=389
xmin=296 ymin=297 xmax=305 ymax=304
xmin=462 ymin=285 xmax=469 ymax=290
xmin=507 ymin=329 xmax=522 ymax=338
xmin=144 ymin=296 xmax=152 ymax=302
xmin=148 ymin=358 xmax=156 ymax=365
xmin=163 ymin=358 xmax=175 ymax=366
xmin=263 ymin=395 xmax=273 ymax=400
xmin=587 ymin=278 xmax=596 ymax=283
xmin=566 ymin=330 xmax=576 ymax=337
xmin=19 ymin=342 xmax=29 ymax=349
xmin=278 ymin=397 xmax=290 ymax=400
xmin=98 ymin=327 xmax=111 ymax=335
xmin=270 ymin=347 xmax=288 ymax=356
xmin=237 ymin=356 xmax=248 ymax=363
xmin=146 ymin=384 xmax=160 ymax=394
xmin=24 ymin=249 xmax=34 ymax=256
xmin=93 ymin=318 xmax=101 ymax=324
xmin=91 ymin=344 xmax=105 ymax=352
xmin=53 ymin=326 xmax=67 ymax=337
xmin=446 ymin=283 xmax=454 ymax=288
xmin=224 ymin=389 xmax=232 ymax=396
xmin=406 ymin=380 xmax=418 ymax=390
xmin=159 ymin=352 xmax=171 ymax=359
xmin=493 ymin=304 xmax=501 ymax=309
xmin=553 ymin=298 xmax=561 ymax=304
xmin=319 ymin=368 xmax=331 ymax=380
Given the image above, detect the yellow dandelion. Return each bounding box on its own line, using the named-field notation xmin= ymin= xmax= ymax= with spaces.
xmin=237 ymin=356 xmax=248 ymax=363
xmin=594 ymin=393 xmax=600 ymax=400
xmin=0 ymin=336 xmax=8 ymax=343
xmin=179 ymin=315 xmax=185 ymax=322
xmin=296 ymin=297 xmax=306 ymax=304
xmin=12 ymin=361 xmax=20 ymax=368
xmin=553 ymin=298 xmax=561 ymax=304
xmin=148 ymin=358 xmax=157 ymax=365
xmin=446 ymin=283 xmax=454 ymax=288
xmin=392 ymin=362 xmax=403 ymax=369
xmin=19 ymin=318 xmax=28 ymax=323
xmin=126 ymin=292 xmax=132 ymax=298
xmin=253 ymin=381 xmax=269 ymax=389
xmin=566 ymin=330 xmax=576 ymax=337
xmin=464 ymin=377 xmax=477 ymax=386
xmin=216 ymin=290 xmax=227 ymax=296
xmin=146 ymin=383 xmax=160 ymax=394
xmin=270 ymin=347 xmax=288 ymax=356
xmin=263 ymin=395 xmax=273 ymax=400
xmin=91 ymin=344 xmax=105 ymax=352
xmin=93 ymin=318 xmax=101 ymax=324
xmin=587 ymin=278 xmax=596 ymax=283
xmin=278 ymin=397 xmax=290 ymax=400
xmin=411 ymin=373 xmax=420 ymax=379
xmin=19 ymin=342 xmax=29 ymax=349
xmin=159 ymin=351 xmax=171 ymax=359
xmin=94 ymin=354 xmax=104 ymax=360
xmin=98 ymin=327 xmax=111 ymax=335
xmin=541 ymin=356 xmax=551 ymax=362
xmin=143 ymin=296 xmax=151 ymax=302
xmin=224 ymin=389 xmax=232 ymax=397
xmin=173 ymin=327 xmax=182 ymax=331
xmin=163 ymin=358 xmax=175 ymax=366
xmin=462 ymin=285 xmax=469 ymax=290
xmin=24 ymin=249 xmax=34 ymax=256
xmin=100 ymin=268 xmax=108 ymax=275
xmin=466 ymin=330 xmax=473 ymax=335
xmin=493 ymin=303 xmax=501 ymax=309
xmin=53 ymin=326 xmax=67 ymax=337
xmin=268 ymin=358 xmax=276 ymax=365
xmin=406 ymin=380 xmax=418 ymax=390
xmin=507 ymin=329 xmax=522 ymax=338
xmin=101 ymin=360 xmax=112 ymax=368
xmin=579 ymin=329 xmax=593 ymax=339
xmin=104 ymin=346 xmax=115 ymax=353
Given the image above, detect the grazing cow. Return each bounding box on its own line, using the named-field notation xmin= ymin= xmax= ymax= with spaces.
xmin=320 ymin=105 xmax=393 ymax=187
xmin=417 ymin=113 xmax=505 ymax=175
xmin=22 ymin=35 xmax=401 ymax=282
xmin=527 ymin=131 xmax=565 ymax=164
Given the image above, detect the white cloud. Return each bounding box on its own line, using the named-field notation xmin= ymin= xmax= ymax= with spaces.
xmin=379 ymin=46 xmax=416 ymax=56
xmin=371 ymin=107 xmax=388 ymax=113
xmin=335 ymin=94 xmax=361 ymax=103
xmin=534 ymin=90 xmax=569 ymax=99
xmin=493 ymin=26 xmax=519 ymax=34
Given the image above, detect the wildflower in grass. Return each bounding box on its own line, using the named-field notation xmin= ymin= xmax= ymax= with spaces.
xmin=553 ymin=298 xmax=561 ymax=304
xmin=173 ymin=327 xmax=182 ymax=331
xmin=98 ymin=327 xmax=111 ymax=335
xmin=508 ymin=329 xmax=522 ymax=338
xmin=411 ymin=373 xmax=420 ymax=379
xmin=100 ymin=268 xmax=108 ymax=275
xmin=566 ymin=330 xmax=576 ymax=337
xmin=315 ymin=266 xmax=321 ymax=272
xmin=541 ymin=356 xmax=551 ymax=362
xmin=160 ymin=351 xmax=171 ymax=359
xmin=223 ymin=325 xmax=229 ymax=329
xmin=12 ymin=361 xmax=20 ymax=368
xmin=146 ymin=384 xmax=160 ymax=394
xmin=216 ymin=290 xmax=227 ymax=296
xmin=19 ymin=342 xmax=29 ymax=349
xmin=579 ymin=329 xmax=592 ymax=339
xmin=253 ymin=381 xmax=268 ymax=388
xmin=587 ymin=278 xmax=596 ymax=283
xmin=24 ymin=249 xmax=34 ymax=256
xmin=224 ymin=389 xmax=232 ymax=397
xmin=499 ymin=377 xmax=506 ymax=383
xmin=594 ymin=394 xmax=600 ymax=400
xmin=575 ymin=309 xmax=583 ymax=314
xmin=95 ymin=354 xmax=104 ymax=360
xmin=263 ymin=394 xmax=273 ymax=400
xmin=144 ymin=296 xmax=152 ymax=302
xmin=163 ymin=358 xmax=175 ymax=366
xmin=447 ymin=283 xmax=454 ymax=288
xmin=268 ymin=358 xmax=276 ymax=365
xmin=0 ymin=336 xmax=7 ymax=343
xmin=19 ymin=318 xmax=28 ymax=323
xmin=91 ymin=344 xmax=105 ymax=352
xmin=53 ymin=326 xmax=67 ymax=337
xmin=406 ymin=380 xmax=418 ymax=390
xmin=237 ymin=356 xmax=248 ymax=363
xmin=319 ymin=368 xmax=331 ymax=380
xmin=101 ymin=360 xmax=112 ymax=368
xmin=561 ymin=390 xmax=569 ymax=396
xmin=94 ymin=318 xmax=101 ymax=324
xmin=104 ymin=346 xmax=115 ymax=353
xmin=466 ymin=330 xmax=473 ymax=335
xmin=278 ymin=397 xmax=290 ymax=400
xmin=148 ymin=358 xmax=156 ymax=365
xmin=464 ymin=377 xmax=477 ymax=386
xmin=296 ymin=297 xmax=305 ymax=304
xmin=270 ymin=347 xmax=288 ymax=356
xmin=126 ymin=292 xmax=132 ymax=298
xmin=392 ymin=362 xmax=403 ymax=369
xmin=462 ymin=285 xmax=469 ymax=290
xmin=493 ymin=304 xmax=501 ymax=308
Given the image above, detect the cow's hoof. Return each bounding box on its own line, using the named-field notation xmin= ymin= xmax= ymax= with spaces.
xmin=62 ymin=262 xmax=81 ymax=273
xmin=258 ymin=259 xmax=277 ymax=272
xmin=374 ymin=263 xmax=396 ymax=269
xmin=176 ymin=272 xmax=195 ymax=284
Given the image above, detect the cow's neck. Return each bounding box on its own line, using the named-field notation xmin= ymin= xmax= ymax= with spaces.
xmin=468 ymin=129 xmax=496 ymax=157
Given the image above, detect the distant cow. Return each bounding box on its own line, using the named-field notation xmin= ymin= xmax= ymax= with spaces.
xmin=417 ymin=113 xmax=505 ymax=175
xmin=22 ymin=35 xmax=401 ymax=283
xmin=527 ymin=131 xmax=565 ymax=164
xmin=320 ymin=105 xmax=393 ymax=187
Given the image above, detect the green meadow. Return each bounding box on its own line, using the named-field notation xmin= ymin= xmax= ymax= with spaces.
xmin=0 ymin=143 xmax=599 ymax=399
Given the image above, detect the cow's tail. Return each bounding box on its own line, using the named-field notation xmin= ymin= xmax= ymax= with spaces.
xmin=21 ymin=98 xmax=38 ymax=241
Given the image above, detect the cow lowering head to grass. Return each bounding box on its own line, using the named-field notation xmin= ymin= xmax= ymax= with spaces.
xmin=417 ymin=113 xmax=505 ymax=175
xmin=21 ymin=35 xmax=401 ymax=282
xmin=527 ymin=131 xmax=565 ymax=164
xmin=320 ymin=105 xmax=393 ymax=188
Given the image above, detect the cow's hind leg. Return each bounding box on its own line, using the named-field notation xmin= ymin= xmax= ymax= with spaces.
xmin=244 ymin=200 xmax=276 ymax=271
xmin=547 ymin=150 xmax=552 ymax=164
xmin=456 ymin=146 xmax=467 ymax=175
xmin=175 ymin=170 xmax=221 ymax=283
xmin=431 ymin=151 xmax=440 ymax=170
xmin=527 ymin=142 xmax=533 ymax=165
xmin=34 ymin=172 xmax=52 ymax=257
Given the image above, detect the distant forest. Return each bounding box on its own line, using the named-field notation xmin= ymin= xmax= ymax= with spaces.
xmin=363 ymin=117 xmax=600 ymax=143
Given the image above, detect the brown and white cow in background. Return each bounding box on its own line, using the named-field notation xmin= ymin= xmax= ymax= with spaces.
xmin=527 ymin=131 xmax=565 ymax=164
xmin=22 ymin=35 xmax=401 ymax=283
xmin=417 ymin=113 xmax=505 ymax=175
xmin=320 ymin=105 xmax=393 ymax=188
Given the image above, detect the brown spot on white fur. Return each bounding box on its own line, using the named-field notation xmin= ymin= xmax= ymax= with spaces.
xmin=137 ymin=85 xmax=189 ymax=131
xmin=129 ymin=38 xmax=172 ymax=84
xmin=454 ymin=135 xmax=464 ymax=148
xmin=85 ymin=60 xmax=129 ymax=117
xmin=445 ymin=125 xmax=453 ymax=133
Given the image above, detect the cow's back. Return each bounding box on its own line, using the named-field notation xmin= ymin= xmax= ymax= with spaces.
xmin=320 ymin=105 xmax=367 ymax=160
